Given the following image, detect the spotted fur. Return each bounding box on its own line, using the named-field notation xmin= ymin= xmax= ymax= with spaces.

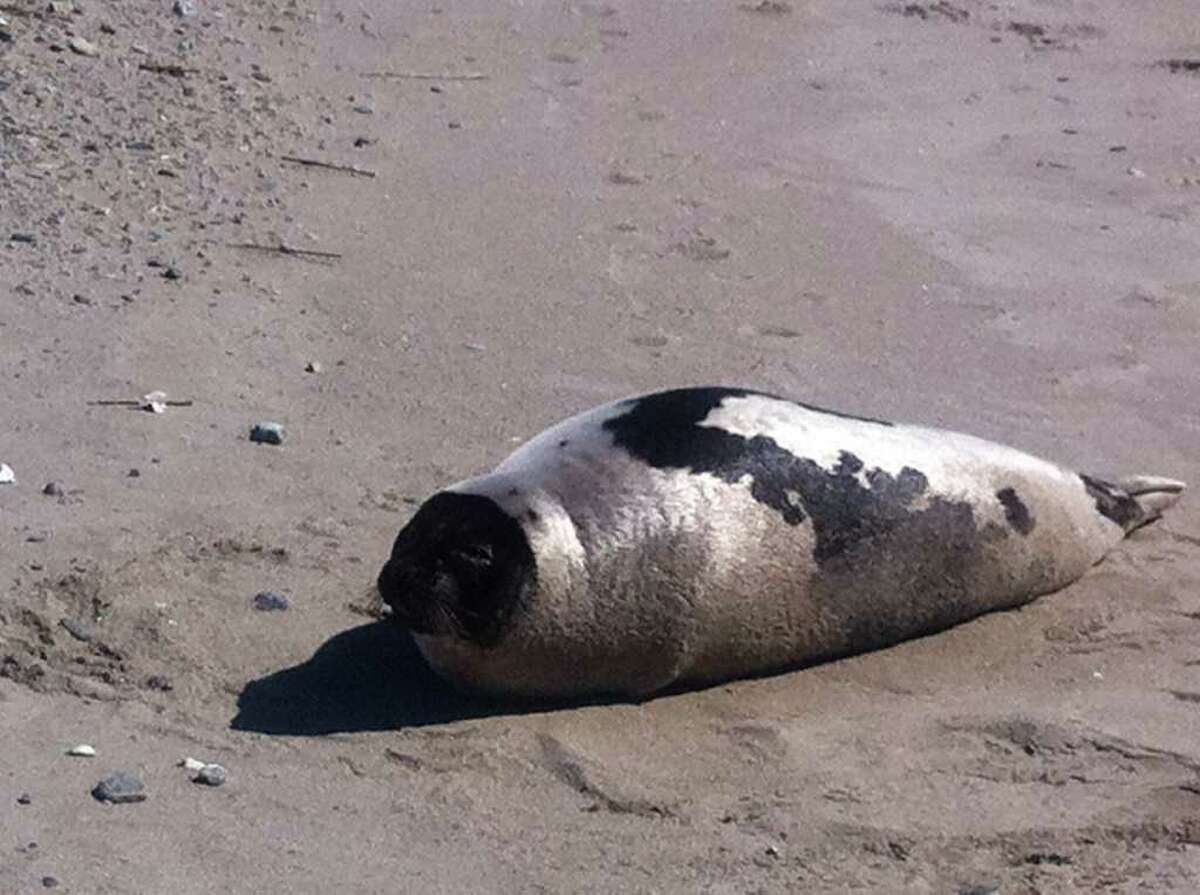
xmin=378 ymin=387 xmax=1185 ymax=699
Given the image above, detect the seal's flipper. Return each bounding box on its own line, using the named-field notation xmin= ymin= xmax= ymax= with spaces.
xmin=1080 ymin=473 xmax=1185 ymax=533
xmin=1118 ymin=475 xmax=1186 ymax=521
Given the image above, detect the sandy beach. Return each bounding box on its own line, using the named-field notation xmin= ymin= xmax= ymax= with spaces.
xmin=3 ymin=1 xmax=1200 ymax=891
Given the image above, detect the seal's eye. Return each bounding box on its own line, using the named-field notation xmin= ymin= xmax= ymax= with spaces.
xmin=449 ymin=542 xmax=494 ymax=568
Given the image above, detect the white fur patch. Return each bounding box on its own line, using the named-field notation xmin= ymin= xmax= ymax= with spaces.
xmin=700 ymin=394 xmax=1076 ymax=505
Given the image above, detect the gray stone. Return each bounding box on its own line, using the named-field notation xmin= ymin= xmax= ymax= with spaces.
xmin=173 ymin=0 xmax=197 ymax=16
xmin=252 ymin=591 xmax=289 ymax=612
xmin=249 ymin=422 xmax=284 ymax=445
xmin=194 ymin=764 xmax=226 ymax=786
xmin=60 ymin=618 xmax=96 ymax=643
xmin=92 ymin=771 xmax=146 ymax=804
xmin=67 ymin=36 xmax=99 ymax=57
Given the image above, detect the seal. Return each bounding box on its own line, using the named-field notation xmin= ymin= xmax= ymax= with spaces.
xmin=377 ymin=387 xmax=1185 ymax=699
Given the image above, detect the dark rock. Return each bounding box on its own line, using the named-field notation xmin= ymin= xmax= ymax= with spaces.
xmin=42 ymin=481 xmax=64 ymax=497
xmin=42 ymin=877 xmax=59 ymax=889
xmin=162 ymin=265 xmax=182 ymax=280
xmin=252 ymin=591 xmax=289 ymax=612
xmin=60 ymin=617 xmax=96 ymax=643
xmin=17 ymin=793 xmax=31 ymax=805
xmin=173 ymin=0 xmax=197 ymax=16
xmin=92 ymin=771 xmax=146 ymax=804
xmin=249 ymin=422 xmax=284 ymax=445
xmin=10 ymin=233 xmax=36 ymax=244
xmin=145 ymin=674 xmax=173 ymax=691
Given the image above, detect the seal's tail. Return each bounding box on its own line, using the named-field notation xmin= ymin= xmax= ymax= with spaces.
xmin=1118 ymin=475 xmax=1186 ymax=524
xmin=1081 ymin=473 xmax=1185 ymax=535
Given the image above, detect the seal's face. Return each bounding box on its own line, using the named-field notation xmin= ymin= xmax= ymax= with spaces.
xmin=377 ymin=492 xmax=535 ymax=647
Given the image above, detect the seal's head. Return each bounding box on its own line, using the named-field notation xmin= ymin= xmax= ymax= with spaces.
xmin=377 ymin=491 xmax=536 ymax=647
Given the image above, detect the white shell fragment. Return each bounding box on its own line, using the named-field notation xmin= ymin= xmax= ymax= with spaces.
xmin=142 ymin=391 xmax=169 ymax=414
xmin=68 ymin=744 xmax=97 ymax=757
xmin=180 ymin=757 xmax=207 ymax=772
xmin=0 ymin=463 xmax=14 ymax=484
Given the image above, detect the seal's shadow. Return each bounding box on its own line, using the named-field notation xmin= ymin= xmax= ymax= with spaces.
xmin=232 ymin=622 xmax=505 ymax=733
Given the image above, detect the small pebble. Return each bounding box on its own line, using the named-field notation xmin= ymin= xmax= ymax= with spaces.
xmin=9 ymin=232 xmax=36 ymax=244
xmin=42 ymin=877 xmax=59 ymax=889
xmin=304 ymin=361 xmax=322 ymax=373
xmin=250 ymin=422 xmax=284 ymax=445
xmin=42 ymin=481 xmax=64 ymax=497
xmin=181 ymin=756 xmax=207 ymax=772
xmin=92 ymin=771 xmax=146 ymax=804
xmin=194 ymin=764 xmax=227 ymax=786
xmin=174 ymin=0 xmax=197 ymax=16
xmin=162 ymin=265 xmax=182 ymax=280
xmin=1127 ymin=167 xmax=1147 ymax=178
xmin=68 ymin=36 xmax=99 ymax=57
xmin=17 ymin=793 xmax=31 ymax=805
xmin=253 ymin=591 xmax=290 ymax=612
xmin=68 ymin=744 xmax=96 ymax=757
xmin=0 ymin=463 xmax=15 ymax=484
xmin=61 ymin=618 xmax=97 ymax=643
xmin=352 ymin=104 xmax=373 ymax=114
xmin=145 ymin=674 xmax=173 ymax=691
xmin=128 ymin=468 xmax=141 ymax=478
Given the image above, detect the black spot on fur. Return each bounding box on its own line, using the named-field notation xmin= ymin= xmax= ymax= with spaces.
xmin=1080 ymin=474 xmax=1142 ymax=529
xmin=996 ymin=487 xmax=1035 ymax=535
xmin=378 ymin=493 xmax=535 ymax=647
xmin=603 ymin=388 xmax=959 ymax=564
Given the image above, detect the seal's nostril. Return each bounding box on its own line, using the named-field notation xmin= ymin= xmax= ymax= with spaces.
xmin=377 ymin=564 xmax=398 ymax=603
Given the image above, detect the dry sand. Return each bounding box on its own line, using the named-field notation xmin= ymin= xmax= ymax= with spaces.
xmin=3 ymin=1 xmax=1200 ymax=892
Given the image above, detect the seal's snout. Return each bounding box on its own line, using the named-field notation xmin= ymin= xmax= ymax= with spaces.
xmin=377 ymin=490 xmax=536 ymax=648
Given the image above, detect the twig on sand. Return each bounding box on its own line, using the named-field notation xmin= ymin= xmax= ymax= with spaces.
xmin=363 ymin=71 xmax=488 ymax=82
xmin=138 ymin=61 xmax=200 ymax=77
xmin=88 ymin=399 xmax=195 ymax=407
xmin=279 ymin=155 xmax=377 ymax=178
xmin=229 ymin=242 xmax=343 ymax=261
